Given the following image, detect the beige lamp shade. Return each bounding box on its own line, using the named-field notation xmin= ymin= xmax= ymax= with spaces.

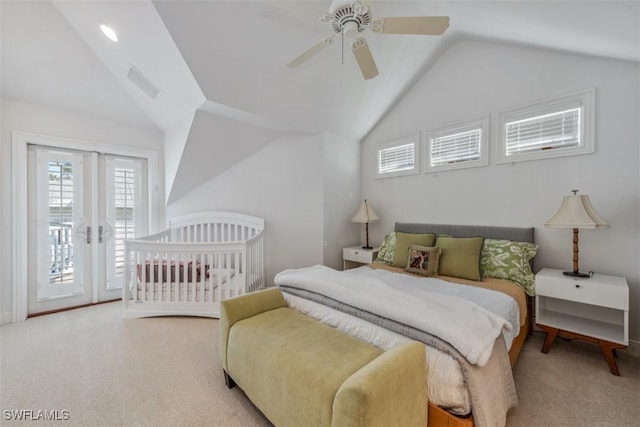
xmin=352 ymin=199 xmax=380 ymax=250
xmin=545 ymin=190 xmax=608 ymax=278
xmin=351 ymin=199 xmax=380 ymax=223
xmin=545 ymin=192 xmax=609 ymax=229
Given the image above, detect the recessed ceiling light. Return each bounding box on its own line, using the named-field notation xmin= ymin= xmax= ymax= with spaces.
xmin=100 ymin=24 xmax=118 ymax=42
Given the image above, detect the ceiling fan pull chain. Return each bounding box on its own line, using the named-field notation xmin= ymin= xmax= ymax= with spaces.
xmin=341 ymin=28 xmax=344 ymax=64
xmin=285 ymin=1 xmax=449 ymax=79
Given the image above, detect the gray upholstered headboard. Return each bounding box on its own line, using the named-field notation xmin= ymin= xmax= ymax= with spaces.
xmin=395 ymin=223 xmax=535 ymax=244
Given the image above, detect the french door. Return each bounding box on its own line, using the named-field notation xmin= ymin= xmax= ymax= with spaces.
xmin=27 ymin=146 xmax=148 ymax=315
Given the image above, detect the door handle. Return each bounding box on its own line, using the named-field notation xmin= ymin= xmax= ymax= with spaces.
xmin=74 ymin=222 xmax=91 ymax=244
xmin=100 ymin=223 xmax=114 ymax=243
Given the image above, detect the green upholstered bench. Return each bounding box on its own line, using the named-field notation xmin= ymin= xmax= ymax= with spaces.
xmin=220 ymin=288 xmax=428 ymax=427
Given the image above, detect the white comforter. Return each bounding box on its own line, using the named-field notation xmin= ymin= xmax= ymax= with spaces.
xmin=283 ymin=293 xmax=472 ymax=413
xmin=275 ymin=264 xmax=516 ymax=366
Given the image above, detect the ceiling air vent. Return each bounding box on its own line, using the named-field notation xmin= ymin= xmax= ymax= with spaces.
xmin=127 ymin=66 xmax=162 ymax=99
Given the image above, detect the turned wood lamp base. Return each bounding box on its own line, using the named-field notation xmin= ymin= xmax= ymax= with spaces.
xmin=563 ymin=227 xmax=594 ymax=278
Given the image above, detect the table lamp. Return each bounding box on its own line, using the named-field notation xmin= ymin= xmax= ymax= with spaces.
xmin=351 ymin=199 xmax=380 ymax=249
xmin=545 ymin=190 xmax=609 ymax=277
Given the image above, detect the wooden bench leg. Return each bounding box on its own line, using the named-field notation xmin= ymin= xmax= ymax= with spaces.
xmin=224 ymin=370 xmax=236 ymax=389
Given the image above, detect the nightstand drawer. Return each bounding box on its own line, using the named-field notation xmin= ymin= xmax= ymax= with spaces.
xmin=343 ymin=248 xmax=375 ymax=264
xmin=536 ymin=271 xmax=628 ymax=310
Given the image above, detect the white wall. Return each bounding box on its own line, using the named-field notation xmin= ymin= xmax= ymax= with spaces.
xmin=323 ymin=131 xmax=362 ymax=269
xmin=164 ymin=111 xmax=195 ymax=205
xmin=166 ymin=129 xmax=362 ymax=284
xmin=0 ymin=98 xmax=164 ymax=323
xmin=361 ymin=40 xmax=640 ymax=342
xmin=166 ymin=132 xmax=326 ymax=285
xmin=167 ymin=110 xmax=280 ymax=204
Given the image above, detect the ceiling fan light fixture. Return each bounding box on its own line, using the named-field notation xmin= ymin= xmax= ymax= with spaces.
xmin=343 ymin=20 xmax=359 ymax=38
xmin=286 ymin=1 xmax=449 ymax=80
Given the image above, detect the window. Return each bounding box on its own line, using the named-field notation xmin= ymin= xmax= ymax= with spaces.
xmin=424 ymin=116 xmax=489 ymax=173
xmin=496 ymin=88 xmax=595 ymax=164
xmin=376 ymin=134 xmax=419 ymax=178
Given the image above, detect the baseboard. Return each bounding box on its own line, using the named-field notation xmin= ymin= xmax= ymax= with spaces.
xmin=0 ymin=311 xmax=13 ymax=326
xmin=621 ymin=339 xmax=640 ymax=358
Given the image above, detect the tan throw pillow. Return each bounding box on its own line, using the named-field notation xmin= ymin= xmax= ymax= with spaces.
xmin=405 ymin=245 xmax=441 ymax=277
xmin=436 ymin=236 xmax=484 ymax=281
xmin=392 ymin=232 xmax=436 ymax=267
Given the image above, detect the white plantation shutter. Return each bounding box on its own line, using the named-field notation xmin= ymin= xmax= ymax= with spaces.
xmin=376 ymin=134 xmax=419 ymax=178
xmin=113 ymin=167 xmax=136 ymax=277
xmin=48 ymin=161 xmax=76 ymax=283
xmin=379 ymin=143 xmax=414 ymax=173
xmin=34 ymin=149 xmax=85 ymax=299
xmin=431 ymin=128 xmax=481 ymax=166
xmin=424 ymin=116 xmax=489 ymax=173
xmin=505 ymin=108 xmax=580 ymax=155
xmin=497 ymin=89 xmax=594 ymax=164
xmin=106 ymin=157 xmax=146 ymax=290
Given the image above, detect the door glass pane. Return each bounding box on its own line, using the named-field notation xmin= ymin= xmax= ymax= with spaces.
xmin=114 ymin=166 xmax=136 ymax=278
xmin=48 ymin=161 xmax=74 ymax=285
xmin=106 ymin=156 xmax=146 ymax=291
xmin=33 ymin=148 xmax=85 ymax=302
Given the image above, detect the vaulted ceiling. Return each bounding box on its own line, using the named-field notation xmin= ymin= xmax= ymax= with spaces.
xmin=2 ymin=1 xmax=639 ymax=202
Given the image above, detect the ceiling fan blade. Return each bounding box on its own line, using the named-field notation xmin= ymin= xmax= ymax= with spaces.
xmin=371 ymin=16 xmax=450 ymax=35
xmin=351 ymin=38 xmax=379 ymax=80
xmin=287 ymin=36 xmax=335 ymax=68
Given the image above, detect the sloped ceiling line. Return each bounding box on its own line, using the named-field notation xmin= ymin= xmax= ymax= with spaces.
xmin=4 ymin=1 xmax=639 ymax=203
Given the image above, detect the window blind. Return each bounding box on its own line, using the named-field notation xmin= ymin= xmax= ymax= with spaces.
xmin=113 ymin=167 xmax=136 ymax=276
xmin=378 ymin=142 xmax=415 ymax=174
xmin=506 ymin=107 xmax=581 ymax=155
xmin=430 ymin=129 xmax=481 ymax=166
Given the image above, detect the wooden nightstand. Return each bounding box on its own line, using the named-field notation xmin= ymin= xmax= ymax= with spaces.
xmin=343 ymin=246 xmax=379 ymax=270
xmin=535 ymin=268 xmax=629 ymax=375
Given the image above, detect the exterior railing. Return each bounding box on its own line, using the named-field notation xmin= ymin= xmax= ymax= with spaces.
xmin=49 ymin=224 xmax=73 ymax=275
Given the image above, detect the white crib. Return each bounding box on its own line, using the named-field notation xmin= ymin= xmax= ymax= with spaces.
xmin=123 ymin=212 xmax=265 ymax=319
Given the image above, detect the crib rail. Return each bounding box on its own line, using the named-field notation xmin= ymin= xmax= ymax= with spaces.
xmin=122 ymin=212 xmax=265 ymax=318
xmin=245 ymin=231 xmax=265 ymax=292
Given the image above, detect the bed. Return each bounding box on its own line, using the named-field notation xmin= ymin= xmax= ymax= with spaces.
xmin=122 ymin=211 xmax=265 ymax=319
xmin=274 ymin=223 xmax=536 ymax=427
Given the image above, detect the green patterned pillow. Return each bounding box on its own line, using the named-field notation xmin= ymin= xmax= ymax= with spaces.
xmin=480 ymin=239 xmax=538 ymax=296
xmin=374 ymin=232 xmax=396 ymax=265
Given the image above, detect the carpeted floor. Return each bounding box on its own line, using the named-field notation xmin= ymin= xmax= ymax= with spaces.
xmin=1 ymin=302 xmax=638 ymax=426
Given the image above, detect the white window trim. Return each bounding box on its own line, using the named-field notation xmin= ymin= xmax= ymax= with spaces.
xmin=496 ymin=88 xmax=595 ymax=164
xmin=375 ymin=133 xmax=420 ymax=179
xmin=423 ymin=115 xmax=489 ymax=173
xmin=11 ymin=131 xmax=159 ymax=322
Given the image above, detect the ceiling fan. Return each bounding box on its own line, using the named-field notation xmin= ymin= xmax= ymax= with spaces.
xmin=286 ymin=0 xmax=450 ymax=80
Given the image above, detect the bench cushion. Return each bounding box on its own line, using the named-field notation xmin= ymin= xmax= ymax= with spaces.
xmin=228 ymin=307 xmax=383 ymax=427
